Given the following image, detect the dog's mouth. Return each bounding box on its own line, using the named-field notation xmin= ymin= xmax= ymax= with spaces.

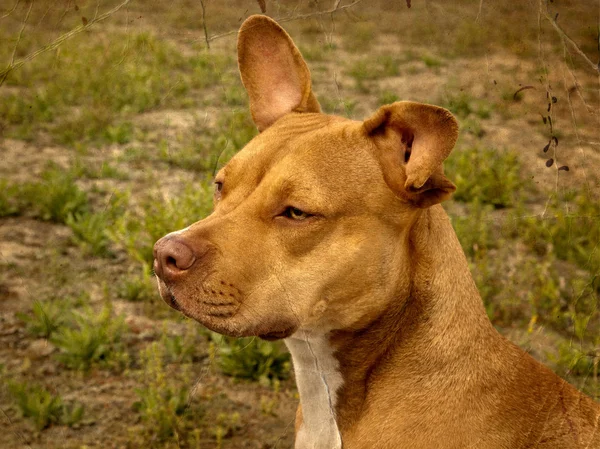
xmin=258 ymin=326 xmax=297 ymax=341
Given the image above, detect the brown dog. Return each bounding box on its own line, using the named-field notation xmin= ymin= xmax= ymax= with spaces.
xmin=153 ymin=15 xmax=600 ymax=449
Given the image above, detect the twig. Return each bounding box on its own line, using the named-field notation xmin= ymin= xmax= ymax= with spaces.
xmin=0 ymin=0 xmax=132 ymax=86
xmin=540 ymin=2 xmax=600 ymax=74
xmin=0 ymin=0 xmax=20 ymax=20
xmin=200 ymin=0 xmax=210 ymax=49
xmin=199 ymin=0 xmax=363 ymax=45
xmin=475 ymin=0 xmax=483 ymax=22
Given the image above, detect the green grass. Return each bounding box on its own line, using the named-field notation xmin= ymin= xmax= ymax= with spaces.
xmin=513 ymin=195 xmax=600 ymax=274
xmin=17 ymin=164 xmax=89 ymax=223
xmin=16 ymin=299 xmax=71 ymax=339
xmin=347 ymin=56 xmax=401 ymax=93
xmin=133 ymin=341 xmax=196 ymax=442
xmin=51 ymin=302 xmax=128 ymax=372
xmin=210 ymin=333 xmax=291 ymax=384
xmin=109 ymin=183 xmax=213 ymax=265
xmin=442 ymin=91 xmax=492 ymax=120
xmin=446 ymin=146 xmax=523 ymax=208
xmin=0 ymin=32 xmax=235 ymax=146
xmin=7 ymin=381 xmax=84 ymax=431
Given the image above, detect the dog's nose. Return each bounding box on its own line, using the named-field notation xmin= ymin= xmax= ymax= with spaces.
xmin=153 ymin=235 xmax=196 ymax=281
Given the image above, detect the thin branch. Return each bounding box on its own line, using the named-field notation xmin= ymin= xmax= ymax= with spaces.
xmin=200 ymin=0 xmax=363 ymax=45
xmin=475 ymin=0 xmax=483 ymax=22
xmin=0 ymin=0 xmax=132 ymax=86
xmin=200 ymin=0 xmax=210 ymax=49
xmin=0 ymin=0 xmax=20 ymax=20
xmin=541 ymin=2 xmax=600 ymax=74
xmin=8 ymin=0 xmax=33 ymax=71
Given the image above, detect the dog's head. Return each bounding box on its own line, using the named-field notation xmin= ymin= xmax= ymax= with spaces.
xmin=153 ymin=15 xmax=458 ymax=340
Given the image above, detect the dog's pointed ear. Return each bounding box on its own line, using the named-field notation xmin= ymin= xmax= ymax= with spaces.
xmin=364 ymin=101 xmax=459 ymax=208
xmin=237 ymin=15 xmax=321 ymax=132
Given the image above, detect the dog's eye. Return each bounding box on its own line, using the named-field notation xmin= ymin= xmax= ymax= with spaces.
xmin=283 ymin=207 xmax=310 ymax=220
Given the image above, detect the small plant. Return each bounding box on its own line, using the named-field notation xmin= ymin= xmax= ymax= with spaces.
xmin=67 ymin=212 xmax=111 ymax=257
xmin=17 ymin=299 xmax=71 ymax=339
xmin=442 ymin=91 xmax=491 ymax=120
xmin=210 ymin=333 xmax=291 ymax=383
xmin=7 ymin=381 xmax=84 ymax=431
xmin=134 ymin=342 xmax=194 ymax=441
xmin=212 ymin=412 xmax=241 ymax=444
xmin=119 ymin=263 xmax=157 ymax=302
xmin=421 ymin=53 xmax=443 ymax=68
xmin=0 ymin=180 xmax=22 ymax=217
xmin=378 ymin=90 xmax=400 ymax=106
xmin=22 ymin=164 xmax=89 ymax=223
xmin=51 ymin=302 xmax=127 ymax=372
xmin=109 ymin=184 xmax=213 ymax=264
xmin=445 ymin=146 xmax=522 ymax=208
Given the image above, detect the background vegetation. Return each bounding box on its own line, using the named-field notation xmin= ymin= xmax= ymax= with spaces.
xmin=0 ymin=0 xmax=598 ymax=447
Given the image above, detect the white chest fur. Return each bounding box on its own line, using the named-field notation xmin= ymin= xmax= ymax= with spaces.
xmin=285 ymin=332 xmax=343 ymax=449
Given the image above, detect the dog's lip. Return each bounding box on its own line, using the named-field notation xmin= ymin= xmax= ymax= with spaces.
xmin=258 ymin=326 xmax=297 ymax=341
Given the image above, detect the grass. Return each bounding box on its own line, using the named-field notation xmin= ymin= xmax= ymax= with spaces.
xmin=442 ymin=90 xmax=492 ymax=120
xmin=133 ymin=341 xmax=196 ymax=442
xmin=109 ymin=183 xmax=213 ymax=265
xmin=7 ymin=381 xmax=84 ymax=431
xmin=0 ymin=31 xmax=235 ymax=146
xmin=446 ymin=146 xmax=523 ymax=208
xmin=51 ymin=302 xmax=128 ymax=372
xmin=17 ymin=164 xmax=89 ymax=223
xmin=210 ymin=333 xmax=291 ymax=384
xmin=347 ymin=56 xmax=401 ymax=93
xmin=16 ymin=299 xmax=71 ymax=339
xmin=512 ymin=195 xmax=600 ymax=274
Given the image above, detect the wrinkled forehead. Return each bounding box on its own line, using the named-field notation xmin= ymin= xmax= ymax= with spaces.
xmin=221 ymin=113 xmax=385 ymax=202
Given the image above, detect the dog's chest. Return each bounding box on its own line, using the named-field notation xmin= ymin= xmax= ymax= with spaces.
xmin=285 ymin=333 xmax=343 ymax=449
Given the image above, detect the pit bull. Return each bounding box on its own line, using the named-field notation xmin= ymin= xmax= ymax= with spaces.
xmin=153 ymin=14 xmax=600 ymax=449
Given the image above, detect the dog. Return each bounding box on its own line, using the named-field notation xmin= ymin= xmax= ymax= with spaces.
xmin=153 ymin=14 xmax=600 ymax=449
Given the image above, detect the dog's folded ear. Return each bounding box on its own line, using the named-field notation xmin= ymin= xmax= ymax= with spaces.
xmin=364 ymin=101 xmax=459 ymax=208
xmin=237 ymin=15 xmax=321 ymax=132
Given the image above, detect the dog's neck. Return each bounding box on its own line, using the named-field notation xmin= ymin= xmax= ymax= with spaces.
xmin=286 ymin=205 xmax=498 ymax=442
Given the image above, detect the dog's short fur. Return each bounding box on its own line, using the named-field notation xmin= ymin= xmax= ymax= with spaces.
xmin=153 ymin=15 xmax=600 ymax=449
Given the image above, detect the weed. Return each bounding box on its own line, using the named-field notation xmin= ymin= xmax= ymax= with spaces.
xmin=160 ymin=320 xmax=205 ymax=364
xmin=210 ymin=333 xmax=291 ymax=384
xmin=0 ymin=31 xmax=233 ymax=146
xmin=446 ymin=146 xmax=522 ymax=208
xmin=213 ymin=412 xmax=241 ymax=444
xmin=513 ymin=194 xmax=600 ymax=273
xmin=51 ymin=302 xmax=127 ymax=372
xmin=109 ymin=183 xmax=213 ymax=265
xmin=20 ymin=164 xmax=89 ymax=223
xmin=442 ymin=91 xmax=492 ymax=120
xmin=460 ymin=117 xmax=485 ymax=138
xmin=0 ymin=181 xmax=22 ymax=217
xmin=7 ymin=381 xmax=84 ymax=431
xmin=134 ymin=342 xmax=195 ymax=441
xmin=378 ymin=91 xmax=400 ymax=106
xmin=421 ymin=54 xmax=443 ymax=68
xmin=342 ymin=22 xmax=375 ymax=52
xmin=348 ymin=56 xmax=400 ymax=93
xmin=213 ymin=109 xmax=258 ymax=157
xmin=452 ymin=201 xmax=497 ymax=258
xmin=118 ymin=263 xmax=157 ymax=302
xmin=66 ymin=212 xmax=111 ymax=257
xmin=17 ymin=299 xmax=71 ymax=339
xmin=157 ymin=137 xmax=221 ymax=173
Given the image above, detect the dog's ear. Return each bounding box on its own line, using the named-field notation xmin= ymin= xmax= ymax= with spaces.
xmin=237 ymin=15 xmax=321 ymax=131
xmin=364 ymin=101 xmax=459 ymax=208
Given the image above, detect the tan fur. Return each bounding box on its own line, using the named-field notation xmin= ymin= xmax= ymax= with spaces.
xmin=153 ymin=15 xmax=600 ymax=449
